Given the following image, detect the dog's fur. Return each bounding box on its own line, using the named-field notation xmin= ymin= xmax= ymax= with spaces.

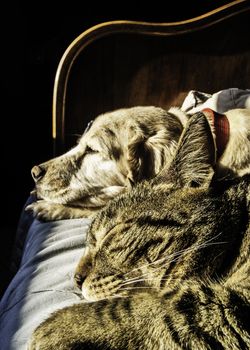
xmin=27 ymin=106 xmax=250 ymax=221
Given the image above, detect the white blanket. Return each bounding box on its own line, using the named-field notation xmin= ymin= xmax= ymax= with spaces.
xmin=0 ymin=217 xmax=91 ymax=350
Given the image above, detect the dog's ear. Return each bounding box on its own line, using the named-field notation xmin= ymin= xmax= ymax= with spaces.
xmin=155 ymin=112 xmax=216 ymax=188
xmin=126 ymin=126 xmax=179 ymax=185
xmin=126 ymin=132 xmax=152 ymax=185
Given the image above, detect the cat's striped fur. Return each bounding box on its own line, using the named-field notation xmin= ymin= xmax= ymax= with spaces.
xmin=29 ymin=114 xmax=250 ymax=349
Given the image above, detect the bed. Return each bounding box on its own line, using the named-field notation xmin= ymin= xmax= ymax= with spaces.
xmin=0 ymin=1 xmax=250 ymax=349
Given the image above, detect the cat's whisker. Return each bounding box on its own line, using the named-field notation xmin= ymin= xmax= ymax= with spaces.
xmin=122 ymin=242 xmax=225 ymax=289
xmin=109 ymin=294 xmax=128 ymax=299
xmin=124 ymin=235 xmax=226 ymax=279
xmin=122 ymin=277 xmax=154 ymax=286
xmin=124 ymin=246 xmax=196 ymax=277
xmin=124 ymin=256 xmax=169 ymax=277
xmin=119 ymin=286 xmax=158 ymax=291
xmin=125 ymin=244 xmax=200 ymax=277
xmin=158 ymin=241 xmax=227 ymax=269
xmin=119 ymin=237 xmax=227 ymax=288
xmin=122 ymin=276 xmax=177 ymax=287
xmin=122 ymin=278 xmax=146 ymax=286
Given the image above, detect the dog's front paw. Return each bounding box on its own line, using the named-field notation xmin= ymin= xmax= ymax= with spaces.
xmin=25 ymin=200 xmax=68 ymax=221
xmin=26 ymin=200 xmax=96 ymax=220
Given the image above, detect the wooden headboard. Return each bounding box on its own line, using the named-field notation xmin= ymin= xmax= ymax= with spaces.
xmin=52 ymin=0 xmax=250 ymax=155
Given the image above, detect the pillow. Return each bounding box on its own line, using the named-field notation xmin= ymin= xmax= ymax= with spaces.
xmin=181 ymin=88 xmax=250 ymax=114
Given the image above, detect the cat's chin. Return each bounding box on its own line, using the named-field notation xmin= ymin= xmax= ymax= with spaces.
xmin=81 ymin=287 xmax=100 ymax=302
xmin=81 ymin=287 xmax=116 ymax=302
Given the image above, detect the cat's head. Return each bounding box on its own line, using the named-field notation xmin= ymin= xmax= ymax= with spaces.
xmin=74 ymin=113 xmax=224 ymax=301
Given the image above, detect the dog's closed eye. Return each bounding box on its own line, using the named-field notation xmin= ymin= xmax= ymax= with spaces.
xmin=85 ymin=145 xmax=98 ymax=154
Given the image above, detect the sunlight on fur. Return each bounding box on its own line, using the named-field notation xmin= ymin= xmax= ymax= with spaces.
xmin=27 ymin=106 xmax=250 ymax=221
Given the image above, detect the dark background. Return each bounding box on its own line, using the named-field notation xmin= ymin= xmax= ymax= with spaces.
xmin=1 ymin=0 xmax=231 ymax=294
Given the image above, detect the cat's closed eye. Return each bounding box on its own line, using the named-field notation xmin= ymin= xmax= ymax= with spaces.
xmin=137 ymin=238 xmax=166 ymax=264
xmin=145 ymin=246 xmax=162 ymax=264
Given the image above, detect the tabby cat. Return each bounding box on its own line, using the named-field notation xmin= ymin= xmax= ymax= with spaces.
xmin=29 ymin=114 xmax=250 ymax=350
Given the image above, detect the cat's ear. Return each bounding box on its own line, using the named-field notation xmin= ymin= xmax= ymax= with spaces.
xmin=156 ymin=112 xmax=216 ymax=188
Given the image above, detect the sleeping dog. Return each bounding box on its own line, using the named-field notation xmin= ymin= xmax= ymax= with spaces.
xmin=27 ymin=106 xmax=250 ymax=221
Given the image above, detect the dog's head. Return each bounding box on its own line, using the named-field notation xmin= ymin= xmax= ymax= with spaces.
xmin=31 ymin=106 xmax=186 ymax=209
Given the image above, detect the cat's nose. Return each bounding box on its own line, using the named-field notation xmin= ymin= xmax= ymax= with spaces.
xmin=74 ymin=273 xmax=86 ymax=289
xmin=31 ymin=165 xmax=46 ymax=182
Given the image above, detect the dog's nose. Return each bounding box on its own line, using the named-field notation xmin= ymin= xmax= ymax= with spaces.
xmin=31 ymin=165 xmax=46 ymax=182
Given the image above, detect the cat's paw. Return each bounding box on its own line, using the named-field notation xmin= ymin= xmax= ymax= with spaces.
xmin=27 ymin=337 xmax=43 ymax=350
xmin=27 ymin=333 xmax=63 ymax=350
xmin=27 ymin=308 xmax=83 ymax=350
xmin=25 ymin=200 xmax=69 ymax=221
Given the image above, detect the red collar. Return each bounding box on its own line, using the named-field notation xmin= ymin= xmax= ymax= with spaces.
xmin=202 ymin=108 xmax=230 ymax=160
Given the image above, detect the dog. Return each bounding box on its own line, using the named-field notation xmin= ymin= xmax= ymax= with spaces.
xmin=26 ymin=106 xmax=250 ymax=221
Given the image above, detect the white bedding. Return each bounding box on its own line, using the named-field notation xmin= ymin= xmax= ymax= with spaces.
xmin=0 ymin=88 xmax=249 ymax=350
xmin=0 ymin=216 xmax=91 ymax=350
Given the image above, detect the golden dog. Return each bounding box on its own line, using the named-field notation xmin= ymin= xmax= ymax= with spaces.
xmin=27 ymin=106 xmax=250 ymax=220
